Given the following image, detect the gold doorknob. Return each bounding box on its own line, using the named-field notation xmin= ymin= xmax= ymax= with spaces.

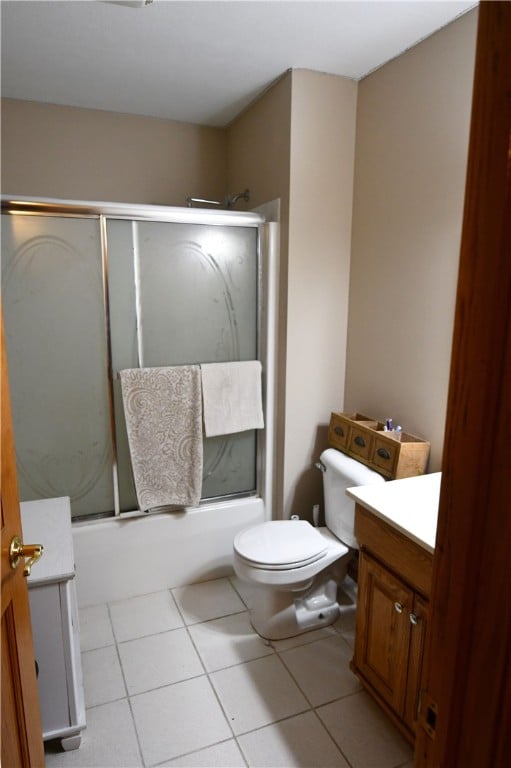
xmin=9 ymin=535 xmax=44 ymax=577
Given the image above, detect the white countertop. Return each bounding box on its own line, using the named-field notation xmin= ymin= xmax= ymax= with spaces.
xmin=20 ymin=497 xmax=75 ymax=584
xmin=346 ymin=472 xmax=441 ymax=553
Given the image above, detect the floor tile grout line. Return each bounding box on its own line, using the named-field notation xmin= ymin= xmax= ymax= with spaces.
xmin=106 ymin=602 xmax=146 ymax=768
xmin=100 ymin=608 xmax=291 ymax=696
xmin=228 ymin=575 xmax=253 ymax=610
xmin=226 ymin=704 xmax=317 ymax=739
xmin=200 ymin=648 xmax=316 ymax=749
xmin=181 ymin=617 xmax=250 ymax=767
xmin=83 ymin=692 xmax=131 ymax=711
xmin=113 ymin=585 xmax=362 ymax=757
xmin=270 ymin=632 xmax=338 ymax=653
xmin=160 ymin=579 xmax=321 ymax=767
xmin=172 ymin=581 xmax=356 ymax=767
xmin=152 ymin=585 xmax=249 ymax=766
xmin=126 ymin=669 xmax=213 ymax=699
xmin=234 ymin=706 xmax=330 ymax=768
xmin=106 ymin=589 xmax=186 ymax=645
xmin=269 ymin=634 xmax=369 ymax=757
xmin=176 ymin=607 xmax=247 ymax=628
xmin=71 ymin=578 xmax=412 ymax=768
xmin=115 ymin=625 xmax=186 ymax=646
xmin=310 ymin=707 xmax=356 ymax=768
xmin=169 ymin=579 xmax=246 ymax=626
xmin=148 ymin=736 xmax=246 ymax=768
xmin=274 ymin=636 xmax=362 ymax=712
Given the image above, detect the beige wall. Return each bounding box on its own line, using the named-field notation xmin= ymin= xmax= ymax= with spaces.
xmin=227 ymin=74 xmax=292 ymax=215
xmin=227 ymin=73 xmax=292 ymax=518
xmin=1 ymin=9 xmax=478 ymax=517
xmin=345 ymin=10 xmax=477 ymax=472
xmin=285 ymin=70 xmax=357 ymax=519
xmin=1 ymin=99 xmax=227 ymax=205
xmin=228 ymin=70 xmax=357 ymax=520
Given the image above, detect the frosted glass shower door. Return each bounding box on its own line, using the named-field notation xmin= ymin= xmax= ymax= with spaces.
xmin=1 ymin=214 xmax=114 ymax=518
xmin=107 ymin=219 xmax=259 ymax=511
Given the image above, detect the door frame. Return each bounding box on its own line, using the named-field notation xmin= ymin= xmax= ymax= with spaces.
xmin=415 ymin=3 xmax=511 ymax=765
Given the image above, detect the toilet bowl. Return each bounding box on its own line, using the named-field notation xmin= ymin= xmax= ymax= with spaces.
xmin=233 ymin=448 xmax=385 ymax=640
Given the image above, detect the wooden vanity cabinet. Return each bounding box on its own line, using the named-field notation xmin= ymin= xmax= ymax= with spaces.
xmin=352 ymin=505 xmax=432 ymax=744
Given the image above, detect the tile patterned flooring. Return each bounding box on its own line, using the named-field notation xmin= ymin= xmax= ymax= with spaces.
xmin=44 ymin=576 xmax=414 ymax=768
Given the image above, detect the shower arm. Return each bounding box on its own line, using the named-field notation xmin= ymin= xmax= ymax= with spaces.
xmin=186 ymin=197 xmax=223 ymax=208
xmin=186 ymin=189 xmax=250 ymax=209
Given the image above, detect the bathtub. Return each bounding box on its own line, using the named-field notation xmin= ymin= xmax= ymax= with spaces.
xmin=72 ymin=496 xmax=265 ymax=607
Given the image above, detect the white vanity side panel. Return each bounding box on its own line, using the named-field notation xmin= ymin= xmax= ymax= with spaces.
xmin=29 ymin=584 xmax=70 ymax=734
xmin=61 ymin=579 xmax=86 ymax=731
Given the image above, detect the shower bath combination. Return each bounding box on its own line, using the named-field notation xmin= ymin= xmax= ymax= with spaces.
xmin=186 ymin=189 xmax=250 ymax=209
xmin=1 ymin=194 xmax=278 ymax=606
xmin=1 ymin=195 xmax=263 ymax=520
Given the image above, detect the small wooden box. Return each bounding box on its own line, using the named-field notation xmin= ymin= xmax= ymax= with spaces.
xmin=328 ymin=412 xmax=430 ymax=480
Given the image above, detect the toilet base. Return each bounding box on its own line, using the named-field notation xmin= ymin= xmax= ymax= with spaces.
xmin=247 ymin=552 xmax=352 ymax=641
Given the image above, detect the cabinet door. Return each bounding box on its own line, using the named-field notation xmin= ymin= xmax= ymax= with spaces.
xmin=355 ymin=551 xmax=413 ymax=716
xmin=404 ymin=592 xmax=429 ymax=733
xmin=29 ymin=584 xmax=70 ymax=735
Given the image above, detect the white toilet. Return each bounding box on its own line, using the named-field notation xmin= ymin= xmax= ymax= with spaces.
xmin=233 ymin=448 xmax=385 ymax=640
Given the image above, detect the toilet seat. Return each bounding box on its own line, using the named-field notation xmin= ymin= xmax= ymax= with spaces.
xmin=234 ymin=520 xmax=329 ymax=571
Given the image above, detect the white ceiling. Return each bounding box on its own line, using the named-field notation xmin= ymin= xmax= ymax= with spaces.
xmin=1 ymin=0 xmax=476 ymax=127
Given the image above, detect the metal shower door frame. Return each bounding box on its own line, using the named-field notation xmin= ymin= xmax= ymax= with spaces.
xmin=1 ymin=195 xmax=277 ymax=520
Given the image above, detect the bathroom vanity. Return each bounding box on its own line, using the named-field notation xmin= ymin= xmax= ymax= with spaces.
xmin=346 ymin=473 xmax=440 ymax=745
xmin=20 ymin=497 xmax=86 ymax=751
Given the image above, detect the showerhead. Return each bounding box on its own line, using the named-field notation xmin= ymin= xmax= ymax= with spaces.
xmin=224 ymin=189 xmax=250 ymax=209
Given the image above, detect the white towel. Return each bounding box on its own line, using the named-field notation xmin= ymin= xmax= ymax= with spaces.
xmin=119 ymin=366 xmax=203 ymax=510
xmin=201 ymin=361 xmax=264 ymax=437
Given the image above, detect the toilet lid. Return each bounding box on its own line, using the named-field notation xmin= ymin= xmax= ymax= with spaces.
xmin=234 ymin=520 xmax=328 ymax=570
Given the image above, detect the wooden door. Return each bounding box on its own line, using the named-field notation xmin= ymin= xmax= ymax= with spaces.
xmin=355 ymin=551 xmax=412 ymax=716
xmin=1 ymin=310 xmax=45 ymax=767
xmin=414 ymin=3 xmax=511 ymax=765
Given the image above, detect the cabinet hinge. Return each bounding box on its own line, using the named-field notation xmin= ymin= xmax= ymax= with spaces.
xmin=418 ymin=689 xmax=438 ymax=739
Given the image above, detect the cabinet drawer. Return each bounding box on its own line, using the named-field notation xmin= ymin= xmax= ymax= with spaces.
xmin=347 ymin=422 xmax=376 ymax=460
xmin=355 ymin=505 xmax=433 ymax=598
xmin=328 ymin=412 xmax=430 ymax=480
xmin=328 ymin=412 xmax=350 ymax=450
xmin=371 ymin=434 xmax=399 ymax=476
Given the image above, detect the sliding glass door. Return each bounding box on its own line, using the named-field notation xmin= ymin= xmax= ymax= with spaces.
xmin=107 ymin=218 xmax=259 ymax=512
xmin=1 ymin=205 xmax=262 ymax=518
xmin=1 ymin=213 xmax=115 ymax=518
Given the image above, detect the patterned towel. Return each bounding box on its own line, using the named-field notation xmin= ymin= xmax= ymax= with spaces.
xmin=119 ymin=366 xmax=203 ymax=510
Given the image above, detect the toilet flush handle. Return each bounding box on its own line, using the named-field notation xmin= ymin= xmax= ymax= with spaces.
xmin=315 ymin=461 xmax=326 ymax=473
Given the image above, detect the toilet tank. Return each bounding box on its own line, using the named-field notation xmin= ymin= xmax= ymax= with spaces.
xmin=320 ymin=448 xmax=385 ymax=549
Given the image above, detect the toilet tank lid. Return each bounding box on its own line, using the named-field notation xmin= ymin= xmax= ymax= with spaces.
xmin=234 ymin=520 xmax=328 ymax=567
xmin=320 ymin=448 xmax=385 ymax=485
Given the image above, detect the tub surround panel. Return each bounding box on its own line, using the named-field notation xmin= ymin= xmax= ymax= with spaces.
xmin=72 ymin=497 xmax=264 ymax=607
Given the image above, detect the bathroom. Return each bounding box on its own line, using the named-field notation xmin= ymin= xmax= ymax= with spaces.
xmin=4 ymin=2 xmax=507 ymax=767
